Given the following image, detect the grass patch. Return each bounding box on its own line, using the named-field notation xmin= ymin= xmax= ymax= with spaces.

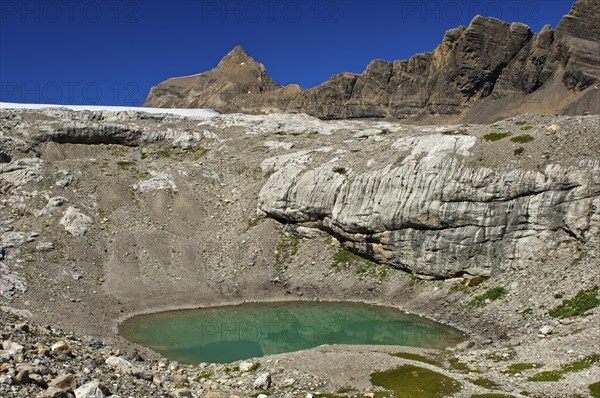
xmin=223 ymin=365 xmax=240 ymax=375
xmin=193 ymin=371 xmax=213 ymax=381
xmin=510 ymin=134 xmax=534 ymax=143
xmin=520 ymin=125 xmax=534 ymax=131
xmin=116 ymin=160 xmax=134 ymax=170
xmin=333 ymin=166 xmax=347 ymax=175
xmin=513 ymin=147 xmax=524 ymax=156
xmin=467 ymin=287 xmax=507 ymax=308
xmin=527 ymin=354 xmax=599 ymax=382
xmin=502 ymin=363 xmax=540 ymax=375
xmin=442 ymin=128 xmax=468 ymax=136
xmin=247 ymin=361 xmax=261 ymax=372
xmin=370 ymin=365 xmax=461 ymax=398
xmin=590 ymin=381 xmax=600 ymax=397
xmin=275 ymin=233 xmax=300 ymax=271
xmin=332 ymin=248 xmax=366 ymax=271
xmin=247 ymin=217 xmax=266 ymax=229
xmin=331 ymin=249 xmax=389 ymax=282
xmin=391 ymin=352 xmax=443 ymax=367
xmin=447 ymin=357 xmax=477 ymax=373
xmin=470 ymin=378 xmax=499 ymax=390
xmin=548 ymin=286 xmax=599 ymax=318
xmin=482 ymin=132 xmax=512 ymax=142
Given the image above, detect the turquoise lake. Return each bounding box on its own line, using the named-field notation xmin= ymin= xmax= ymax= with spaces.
xmin=119 ymin=301 xmax=465 ymax=364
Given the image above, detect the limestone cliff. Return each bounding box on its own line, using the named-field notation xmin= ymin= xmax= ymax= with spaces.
xmin=144 ymin=0 xmax=600 ymax=122
xmin=257 ymin=133 xmax=600 ymax=279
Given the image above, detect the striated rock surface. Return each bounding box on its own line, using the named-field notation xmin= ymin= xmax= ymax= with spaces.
xmin=258 ymin=135 xmax=600 ymax=278
xmin=144 ymin=0 xmax=600 ymax=122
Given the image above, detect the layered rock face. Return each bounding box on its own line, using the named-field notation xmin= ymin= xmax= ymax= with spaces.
xmin=144 ymin=46 xmax=281 ymax=111
xmin=144 ymin=0 xmax=600 ymax=121
xmin=258 ymin=134 xmax=600 ymax=278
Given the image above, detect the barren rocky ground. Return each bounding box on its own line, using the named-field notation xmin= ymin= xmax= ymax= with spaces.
xmin=0 ymin=107 xmax=598 ymax=397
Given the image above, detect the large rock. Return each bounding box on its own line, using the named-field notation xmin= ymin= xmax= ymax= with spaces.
xmin=47 ymin=373 xmax=77 ymax=392
xmin=253 ymin=372 xmax=272 ymax=390
xmin=74 ymin=381 xmax=109 ymax=398
xmin=60 ymin=207 xmax=93 ymax=237
xmin=257 ymin=138 xmax=600 ymax=279
xmin=144 ymin=1 xmax=599 ymax=122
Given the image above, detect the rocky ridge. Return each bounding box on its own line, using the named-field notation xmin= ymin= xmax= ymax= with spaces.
xmin=144 ymin=0 xmax=600 ymax=122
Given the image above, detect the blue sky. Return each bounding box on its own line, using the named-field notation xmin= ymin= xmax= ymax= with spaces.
xmin=0 ymin=0 xmax=576 ymax=106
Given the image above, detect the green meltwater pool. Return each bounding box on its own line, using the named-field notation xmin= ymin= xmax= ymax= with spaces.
xmin=119 ymin=301 xmax=466 ymax=364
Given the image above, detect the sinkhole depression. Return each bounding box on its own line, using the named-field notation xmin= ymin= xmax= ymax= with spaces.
xmin=119 ymin=301 xmax=466 ymax=364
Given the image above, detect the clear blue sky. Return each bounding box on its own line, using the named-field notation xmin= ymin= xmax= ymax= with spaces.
xmin=0 ymin=0 xmax=576 ymax=106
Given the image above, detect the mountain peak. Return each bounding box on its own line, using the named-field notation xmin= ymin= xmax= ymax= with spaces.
xmin=218 ymin=45 xmax=255 ymax=68
xmin=229 ymin=45 xmax=248 ymax=56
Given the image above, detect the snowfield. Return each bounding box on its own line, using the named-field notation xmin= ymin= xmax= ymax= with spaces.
xmin=0 ymin=102 xmax=218 ymax=118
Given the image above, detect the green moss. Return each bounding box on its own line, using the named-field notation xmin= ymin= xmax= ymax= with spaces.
xmin=447 ymin=357 xmax=477 ymax=373
xmin=514 ymin=121 xmax=528 ymax=125
xmin=247 ymin=361 xmax=261 ymax=372
xmin=116 ymin=160 xmax=134 ymax=170
xmin=370 ymin=365 xmax=461 ymax=398
xmin=391 ymin=352 xmax=443 ymax=367
xmin=467 ymin=287 xmax=507 ymax=308
xmin=553 ymin=292 xmax=564 ymax=299
xmin=442 ymin=128 xmax=468 ymax=136
xmin=502 ymin=363 xmax=540 ymax=375
xmin=332 ymin=249 xmax=365 ymax=271
xmin=527 ymin=354 xmax=599 ymax=382
xmin=247 ymin=217 xmax=266 ymax=229
xmin=589 ymin=381 xmax=600 ymax=397
xmin=333 ymin=166 xmax=347 ymax=175
xmin=470 ymin=378 xmax=499 ymax=390
xmin=223 ymin=365 xmax=240 ymax=375
xmin=510 ymin=134 xmax=534 ymax=143
xmin=513 ymin=147 xmax=524 ymax=156
xmin=275 ymin=233 xmax=300 ymax=271
xmin=520 ymin=125 xmax=534 ymax=131
xmin=331 ymin=249 xmax=388 ymax=282
xmin=483 ymin=132 xmax=512 ymax=142
xmin=548 ymin=286 xmax=599 ymax=318
xmin=193 ymin=370 xmax=213 ymax=381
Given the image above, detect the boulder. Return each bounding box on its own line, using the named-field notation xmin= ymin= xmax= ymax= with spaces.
xmin=74 ymin=381 xmax=110 ymax=398
xmin=60 ymin=207 xmax=93 ymax=237
xmin=48 ymin=373 xmax=77 ymax=392
xmin=253 ymin=372 xmax=271 ymax=390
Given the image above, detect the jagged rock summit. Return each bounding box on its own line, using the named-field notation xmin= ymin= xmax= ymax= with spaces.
xmin=144 ymin=0 xmax=599 ymax=122
xmin=144 ymin=45 xmax=281 ymax=111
